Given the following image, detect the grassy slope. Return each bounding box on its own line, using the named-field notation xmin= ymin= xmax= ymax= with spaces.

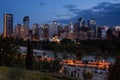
xmin=0 ymin=66 xmax=57 ymax=80
xmin=0 ymin=66 xmax=80 ymax=80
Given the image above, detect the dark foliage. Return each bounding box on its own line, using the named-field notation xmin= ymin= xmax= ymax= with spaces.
xmin=25 ymin=40 xmax=33 ymax=70
xmin=0 ymin=37 xmax=21 ymax=67
xmin=108 ymin=56 xmax=120 ymax=80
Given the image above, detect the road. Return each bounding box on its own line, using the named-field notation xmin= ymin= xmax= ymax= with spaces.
xmin=63 ymin=65 xmax=108 ymax=80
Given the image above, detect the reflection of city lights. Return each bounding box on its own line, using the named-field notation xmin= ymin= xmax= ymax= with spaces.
xmin=21 ymin=53 xmax=111 ymax=69
xmin=45 ymin=55 xmax=47 ymax=58
xmin=77 ymin=42 xmax=80 ymax=44
xmin=53 ymin=36 xmax=60 ymax=43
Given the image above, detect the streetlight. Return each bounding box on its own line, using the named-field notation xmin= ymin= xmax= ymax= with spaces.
xmin=1 ymin=48 xmax=3 ymax=51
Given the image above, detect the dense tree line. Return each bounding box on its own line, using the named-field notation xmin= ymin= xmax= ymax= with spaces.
xmin=0 ymin=37 xmax=22 ymax=67
xmin=25 ymin=39 xmax=34 ymax=70
xmin=1 ymin=37 xmax=120 ymax=80
xmin=108 ymin=56 xmax=120 ymax=80
xmin=0 ymin=37 xmax=62 ymax=73
xmin=17 ymin=38 xmax=120 ymax=60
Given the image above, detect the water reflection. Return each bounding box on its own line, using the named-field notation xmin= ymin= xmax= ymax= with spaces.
xmin=19 ymin=46 xmax=115 ymax=63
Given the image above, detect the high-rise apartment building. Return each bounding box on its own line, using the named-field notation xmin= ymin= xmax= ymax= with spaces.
xmin=3 ymin=13 xmax=13 ymax=37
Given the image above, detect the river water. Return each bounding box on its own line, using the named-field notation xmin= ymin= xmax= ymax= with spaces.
xmin=19 ymin=46 xmax=115 ymax=63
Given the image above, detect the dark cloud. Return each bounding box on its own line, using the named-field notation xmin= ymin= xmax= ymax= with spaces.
xmin=40 ymin=2 xmax=45 ymax=6
xmin=63 ymin=4 xmax=80 ymax=14
xmin=58 ymin=2 xmax=120 ymax=26
xmin=56 ymin=14 xmax=74 ymax=18
xmin=64 ymin=5 xmax=76 ymax=9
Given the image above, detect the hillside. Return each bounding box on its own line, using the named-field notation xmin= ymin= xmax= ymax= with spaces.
xmin=0 ymin=66 xmax=80 ymax=80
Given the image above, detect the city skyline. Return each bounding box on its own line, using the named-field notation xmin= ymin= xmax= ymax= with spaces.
xmin=1 ymin=0 xmax=120 ymax=33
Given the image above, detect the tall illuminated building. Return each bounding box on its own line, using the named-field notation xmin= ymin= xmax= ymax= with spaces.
xmin=15 ymin=24 xmax=29 ymax=40
xmin=52 ymin=21 xmax=58 ymax=36
xmin=88 ymin=19 xmax=97 ymax=39
xmin=49 ymin=21 xmax=58 ymax=39
xmin=74 ymin=23 xmax=79 ymax=39
xmin=39 ymin=27 xmax=43 ymax=40
xmin=15 ymin=24 xmax=21 ymax=38
xmin=3 ymin=13 xmax=13 ymax=37
xmin=78 ymin=18 xmax=85 ymax=31
xmin=23 ymin=16 xmax=29 ymax=40
xmin=78 ymin=18 xmax=87 ymax=40
xmin=32 ymin=23 xmax=39 ymax=41
xmin=23 ymin=16 xmax=29 ymax=28
xmin=43 ymin=24 xmax=49 ymax=39
xmin=69 ymin=22 xmax=74 ymax=39
xmin=20 ymin=25 xmax=29 ymax=40
xmin=58 ymin=25 xmax=63 ymax=38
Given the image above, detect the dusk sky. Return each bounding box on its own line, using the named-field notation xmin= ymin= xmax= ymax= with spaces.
xmin=1 ymin=0 xmax=120 ymax=33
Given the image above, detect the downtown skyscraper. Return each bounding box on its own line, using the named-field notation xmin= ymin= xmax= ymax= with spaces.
xmin=15 ymin=16 xmax=30 ymax=40
xmin=3 ymin=13 xmax=13 ymax=37
xmin=22 ymin=16 xmax=29 ymax=40
xmin=78 ymin=18 xmax=85 ymax=31
xmin=49 ymin=21 xmax=58 ymax=39
xmin=88 ymin=19 xmax=96 ymax=35
xmin=88 ymin=19 xmax=97 ymax=39
xmin=23 ymin=16 xmax=29 ymax=28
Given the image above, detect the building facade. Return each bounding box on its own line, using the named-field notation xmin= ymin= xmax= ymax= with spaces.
xmin=49 ymin=21 xmax=59 ymax=40
xmin=15 ymin=24 xmax=21 ymax=38
xmin=88 ymin=19 xmax=97 ymax=39
xmin=3 ymin=13 xmax=13 ymax=37
xmin=23 ymin=16 xmax=29 ymax=28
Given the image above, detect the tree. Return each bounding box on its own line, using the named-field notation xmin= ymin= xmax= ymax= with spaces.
xmin=106 ymin=28 xmax=113 ymax=40
xmin=62 ymin=51 xmax=68 ymax=60
xmin=0 ymin=37 xmax=20 ymax=67
xmin=108 ymin=56 xmax=120 ymax=80
xmin=102 ymin=50 xmax=109 ymax=60
xmin=14 ymin=48 xmax=25 ymax=68
xmin=25 ymin=40 xmax=33 ymax=70
xmin=51 ymin=58 xmax=62 ymax=73
xmin=75 ymin=50 xmax=85 ymax=60
xmin=38 ymin=60 xmax=51 ymax=72
xmin=82 ymin=70 xmax=93 ymax=80
xmin=43 ymin=52 xmax=47 ymax=61
xmin=53 ymin=50 xmax=58 ymax=59
xmin=95 ymin=49 xmax=102 ymax=61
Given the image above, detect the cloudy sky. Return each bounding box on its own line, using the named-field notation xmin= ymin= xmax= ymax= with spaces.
xmin=0 ymin=0 xmax=120 ymax=33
